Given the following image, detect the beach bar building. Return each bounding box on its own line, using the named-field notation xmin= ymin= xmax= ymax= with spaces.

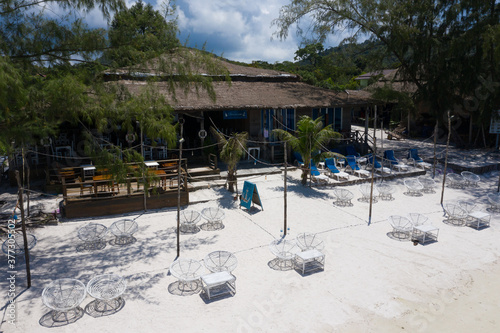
xmin=7 ymin=51 xmax=376 ymax=217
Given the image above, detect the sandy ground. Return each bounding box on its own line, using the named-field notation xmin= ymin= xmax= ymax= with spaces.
xmin=1 ymin=141 xmax=500 ymax=333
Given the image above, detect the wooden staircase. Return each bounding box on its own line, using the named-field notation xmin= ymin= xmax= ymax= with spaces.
xmin=186 ymin=166 xmax=224 ymax=190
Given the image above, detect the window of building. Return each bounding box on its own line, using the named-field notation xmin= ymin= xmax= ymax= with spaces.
xmin=312 ymin=107 xmax=342 ymax=132
xmin=261 ymin=109 xmax=295 ymax=141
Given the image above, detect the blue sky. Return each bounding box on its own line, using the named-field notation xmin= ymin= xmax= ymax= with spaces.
xmin=78 ymin=0 xmax=346 ymax=63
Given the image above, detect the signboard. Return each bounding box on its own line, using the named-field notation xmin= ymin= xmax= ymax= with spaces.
xmin=489 ymin=110 xmax=500 ymax=134
xmin=240 ymin=181 xmax=263 ymax=210
xmin=223 ymin=110 xmax=247 ymax=120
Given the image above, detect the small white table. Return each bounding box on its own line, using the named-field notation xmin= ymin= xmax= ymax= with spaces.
xmin=247 ymin=147 xmax=260 ymax=161
xmin=467 ymin=211 xmax=491 ymax=230
xmin=144 ymin=161 xmax=159 ymax=169
xmin=412 ymin=225 xmax=439 ymax=244
xmin=356 ymin=156 xmax=367 ymax=165
xmin=294 ymin=249 xmax=325 ymax=275
xmin=201 ymin=271 xmax=236 ymax=300
xmin=81 ymin=164 xmax=96 ymax=180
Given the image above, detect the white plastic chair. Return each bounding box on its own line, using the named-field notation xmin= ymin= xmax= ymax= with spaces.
xmin=404 ymin=179 xmax=424 ymax=196
xmin=487 ymin=193 xmax=500 ymax=212
xmin=388 ymin=215 xmax=413 ymax=239
xmin=461 ymin=171 xmax=480 ymax=187
xmin=443 ymin=203 xmax=468 ymax=225
xmin=376 ymin=183 xmax=395 ymax=200
xmin=332 ymin=188 xmax=354 ymax=206
xmin=417 ymin=176 xmax=436 ymax=193
xmin=295 ymin=233 xmax=325 ymax=251
xmin=447 ymin=173 xmax=465 ymax=189
xmin=359 ymin=184 xmax=378 ymax=203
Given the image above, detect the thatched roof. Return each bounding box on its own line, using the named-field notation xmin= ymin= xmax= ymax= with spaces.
xmin=360 ymin=68 xmax=418 ymax=94
xmin=105 ymin=48 xmax=374 ymax=111
xmin=104 ymin=48 xmax=298 ymax=80
xmin=117 ymin=79 xmax=374 ymax=111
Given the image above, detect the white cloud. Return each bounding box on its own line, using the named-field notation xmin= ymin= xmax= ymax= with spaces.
xmin=38 ymin=0 xmax=347 ymax=64
xmin=177 ymin=0 xmax=302 ymax=63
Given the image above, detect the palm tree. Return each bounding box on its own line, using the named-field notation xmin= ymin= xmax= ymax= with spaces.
xmin=273 ymin=115 xmax=341 ymax=185
xmin=210 ymin=127 xmax=248 ymax=193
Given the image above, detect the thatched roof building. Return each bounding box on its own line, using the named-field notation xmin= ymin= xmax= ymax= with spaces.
xmin=104 ymin=50 xmax=376 ymax=161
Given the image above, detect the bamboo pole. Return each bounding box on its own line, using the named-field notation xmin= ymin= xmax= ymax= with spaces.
xmin=284 ymin=142 xmax=288 ymax=236
xmin=432 ymin=119 xmax=439 ymax=178
xmin=139 ymin=123 xmax=147 ymax=212
xmin=15 ymin=171 xmax=31 ymax=288
xmin=368 ymin=106 xmax=377 ymax=225
xmin=440 ymin=110 xmax=451 ymax=205
xmin=176 ymin=118 xmax=184 ymax=258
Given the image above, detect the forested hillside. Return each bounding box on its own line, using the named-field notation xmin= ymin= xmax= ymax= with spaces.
xmin=228 ymin=40 xmax=398 ymax=91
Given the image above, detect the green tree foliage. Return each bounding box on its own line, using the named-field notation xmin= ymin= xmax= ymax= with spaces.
xmin=294 ymin=42 xmax=324 ymax=66
xmin=0 ymin=0 xmax=125 ymax=156
xmin=250 ymin=39 xmax=396 ymax=92
xmin=273 ymin=0 xmax=500 ymax=128
xmin=210 ymin=127 xmax=248 ymax=193
xmin=273 ymin=116 xmax=340 ymax=185
xmin=104 ymin=0 xmax=180 ymax=68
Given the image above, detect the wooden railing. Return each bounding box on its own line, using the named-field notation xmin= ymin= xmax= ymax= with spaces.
xmin=61 ymin=159 xmax=189 ymax=203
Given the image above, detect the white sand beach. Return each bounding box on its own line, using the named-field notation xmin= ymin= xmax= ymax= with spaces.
xmin=1 ymin=143 xmax=500 ymax=333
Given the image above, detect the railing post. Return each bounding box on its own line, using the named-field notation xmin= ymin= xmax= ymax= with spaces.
xmin=62 ymin=177 xmax=67 ymax=204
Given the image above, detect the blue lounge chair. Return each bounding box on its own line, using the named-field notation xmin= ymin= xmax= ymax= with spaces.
xmin=408 ymin=149 xmax=431 ymax=169
xmin=384 ymin=150 xmax=409 ymax=171
xmin=367 ymin=154 xmax=391 ymax=174
xmin=310 ymin=163 xmax=329 ymax=184
xmin=324 ymin=158 xmax=349 ymax=181
xmin=293 ymin=152 xmax=304 ymax=167
xmin=346 ymin=155 xmax=370 ymax=178
xmin=384 ymin=150 xmax=398 ymax=165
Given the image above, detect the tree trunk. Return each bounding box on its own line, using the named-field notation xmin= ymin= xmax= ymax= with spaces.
xmin=301 ymin=167 xmax=308 ymax=185
xmin=228 ymin=170 xmax=235 ymax=193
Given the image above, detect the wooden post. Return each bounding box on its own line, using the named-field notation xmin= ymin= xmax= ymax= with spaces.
xmin=441 ymin=110 xmax=451 ymax=205
xmin=469 ymin=113 xmax=473 ymax=147
xmin=284 ymin=142 xmax=288 ymax=236
xmin=364 ymin=108 xmax=369 ymax=144
xmin=368 ymin=105 xmax=377 ymax=225
xmin=62 ymin=177 xmax=67 ymax=204
xmin=176 ymin=118 xmax=184 ymax=258
xmin=15 ymin=171 xmax=31 ymax=288
xmin=432 ymin=119 xmax=439 ymax=178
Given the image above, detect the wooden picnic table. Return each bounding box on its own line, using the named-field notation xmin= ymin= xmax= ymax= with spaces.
xmin=92 ymin=174 xmax=118 ymax=194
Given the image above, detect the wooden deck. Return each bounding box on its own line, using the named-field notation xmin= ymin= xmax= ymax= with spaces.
xmin=64 ymin=188 xmax=189 ymax=218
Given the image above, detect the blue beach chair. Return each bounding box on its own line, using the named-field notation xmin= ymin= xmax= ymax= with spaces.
xmin=346 ymin=155 xmax=370 ymax=178
xmin=408 ymin=149 xmax=431 ymax=169
xmin=325 ymin=158 xmax=349 ymax=181
xmin=310 ymin=162 xmax=329 ymax=184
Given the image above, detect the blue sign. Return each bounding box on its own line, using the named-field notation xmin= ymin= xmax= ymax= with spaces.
xmin=223 ymin=110 xmax=247 ymax=120
xmin=240 ymin=181 xmax=263 ymax=210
